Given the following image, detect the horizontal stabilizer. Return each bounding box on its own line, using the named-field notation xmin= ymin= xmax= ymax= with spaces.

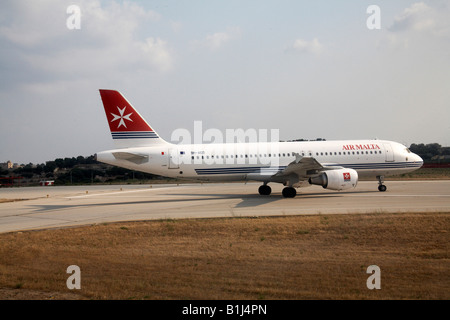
xmin=112 ymin=152 xmax=149 ymax=164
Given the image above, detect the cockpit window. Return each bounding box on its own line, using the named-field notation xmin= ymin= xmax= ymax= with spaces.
xmin=405 ymin=148 xmax=411 ymax=153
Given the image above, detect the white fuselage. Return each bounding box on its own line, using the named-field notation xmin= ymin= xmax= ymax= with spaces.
xmin=96 ymin=139 xmax=423 ymax=183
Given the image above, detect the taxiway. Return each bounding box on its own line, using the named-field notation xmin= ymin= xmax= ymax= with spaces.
xmin=0 ymin=181 xmax=449 ymax=233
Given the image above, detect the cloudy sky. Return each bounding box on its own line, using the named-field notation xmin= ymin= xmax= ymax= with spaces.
xmin=1 ymin=0 xmax=449 ymax=164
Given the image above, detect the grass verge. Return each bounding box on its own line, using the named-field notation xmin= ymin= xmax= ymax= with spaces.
xmin=0 ymin=212 xmax=448 ymax=300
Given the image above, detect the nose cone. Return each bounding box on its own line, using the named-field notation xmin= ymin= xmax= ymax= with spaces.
xmin=413 ymin=153 xmax=424 ymax=167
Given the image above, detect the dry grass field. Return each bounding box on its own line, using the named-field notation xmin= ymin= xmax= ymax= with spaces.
xmin=0 ymin=212 xmax=448 ymax=300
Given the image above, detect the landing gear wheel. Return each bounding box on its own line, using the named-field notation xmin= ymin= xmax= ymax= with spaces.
xmin=258 ymin=185 xmax=272 ymax=196
xmin=282 ymin=187 xmax=297 ymax=198
xmin=376 ymin=175 xmax=387 ymax=192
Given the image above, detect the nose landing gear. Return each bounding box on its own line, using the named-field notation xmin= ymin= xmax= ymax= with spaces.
xmin=377 ymin=176 xmax=387 ymax=192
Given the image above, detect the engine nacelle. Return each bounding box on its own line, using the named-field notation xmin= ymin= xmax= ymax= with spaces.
xmin=309 ymin=168 xmax=358 ymax=191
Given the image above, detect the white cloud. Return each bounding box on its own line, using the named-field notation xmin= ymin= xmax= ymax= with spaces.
xmin=0 ymin=1 xmax=66 ymax=47
xmin=136 ymin=37 xmax=173 ymax=72
xmin=193 ymin=27 xmax=241 ymax=51
xmin=389 ymin=2 xmax=450 ymax=36
xmin=382 ymin=2 xmax=450 ymax=51
xmin=286 ymin=38 xmax=323 ymax=55
xmin=0 ymin=0 xmax=173 ymax=79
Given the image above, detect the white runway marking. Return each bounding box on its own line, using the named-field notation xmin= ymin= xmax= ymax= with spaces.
xmin=64 ymin=186 xmax=175 ymax=199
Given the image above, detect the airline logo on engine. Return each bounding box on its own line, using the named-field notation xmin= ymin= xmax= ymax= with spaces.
xmin=343 ymin=172 xmax=351 ymax=181
xmin=342 ymin=144 xmax=380 ymax=151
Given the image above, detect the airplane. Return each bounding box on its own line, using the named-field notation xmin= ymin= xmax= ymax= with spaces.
xmin=95 ymin=89 xmax=423 ymax=198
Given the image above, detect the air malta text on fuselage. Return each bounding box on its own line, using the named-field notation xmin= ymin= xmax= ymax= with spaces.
xmin=342 ymin=144 xmax=381 ymax=151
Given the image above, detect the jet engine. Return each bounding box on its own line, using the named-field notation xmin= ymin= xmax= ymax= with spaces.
xmin=309 ymin=168 xmax=358 ymax=191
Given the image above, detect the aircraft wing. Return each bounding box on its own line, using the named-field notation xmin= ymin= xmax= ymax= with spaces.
xmin=271 ymin=153 xmax=343 ymax=186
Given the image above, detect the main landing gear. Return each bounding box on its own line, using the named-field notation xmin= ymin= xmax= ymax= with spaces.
xmin=258 ymin=184 xmax=297 ymax=198
xmin=258 ymin=184 xmax=271 ymax=196
xmin=377 ymin=176 xmax=387 ymax=192
xmin=282 ymin=187 xmax=296 ymax=198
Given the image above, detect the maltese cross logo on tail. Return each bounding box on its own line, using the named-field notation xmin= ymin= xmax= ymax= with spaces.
xmin=343 ymin=172 xmax=351 ymax=181
xmin=110 ymin=106 xmax=133 ymax=129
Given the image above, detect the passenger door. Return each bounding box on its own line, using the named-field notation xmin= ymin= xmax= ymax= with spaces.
xmin=383 ymin=143 xmax=394 ymax=162
xmin=168 ymin=148 xmax=180 ymax=169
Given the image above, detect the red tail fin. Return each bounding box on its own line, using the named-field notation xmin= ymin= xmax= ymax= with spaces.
xmin=99 ymin=89 xmax=167 ymax=147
